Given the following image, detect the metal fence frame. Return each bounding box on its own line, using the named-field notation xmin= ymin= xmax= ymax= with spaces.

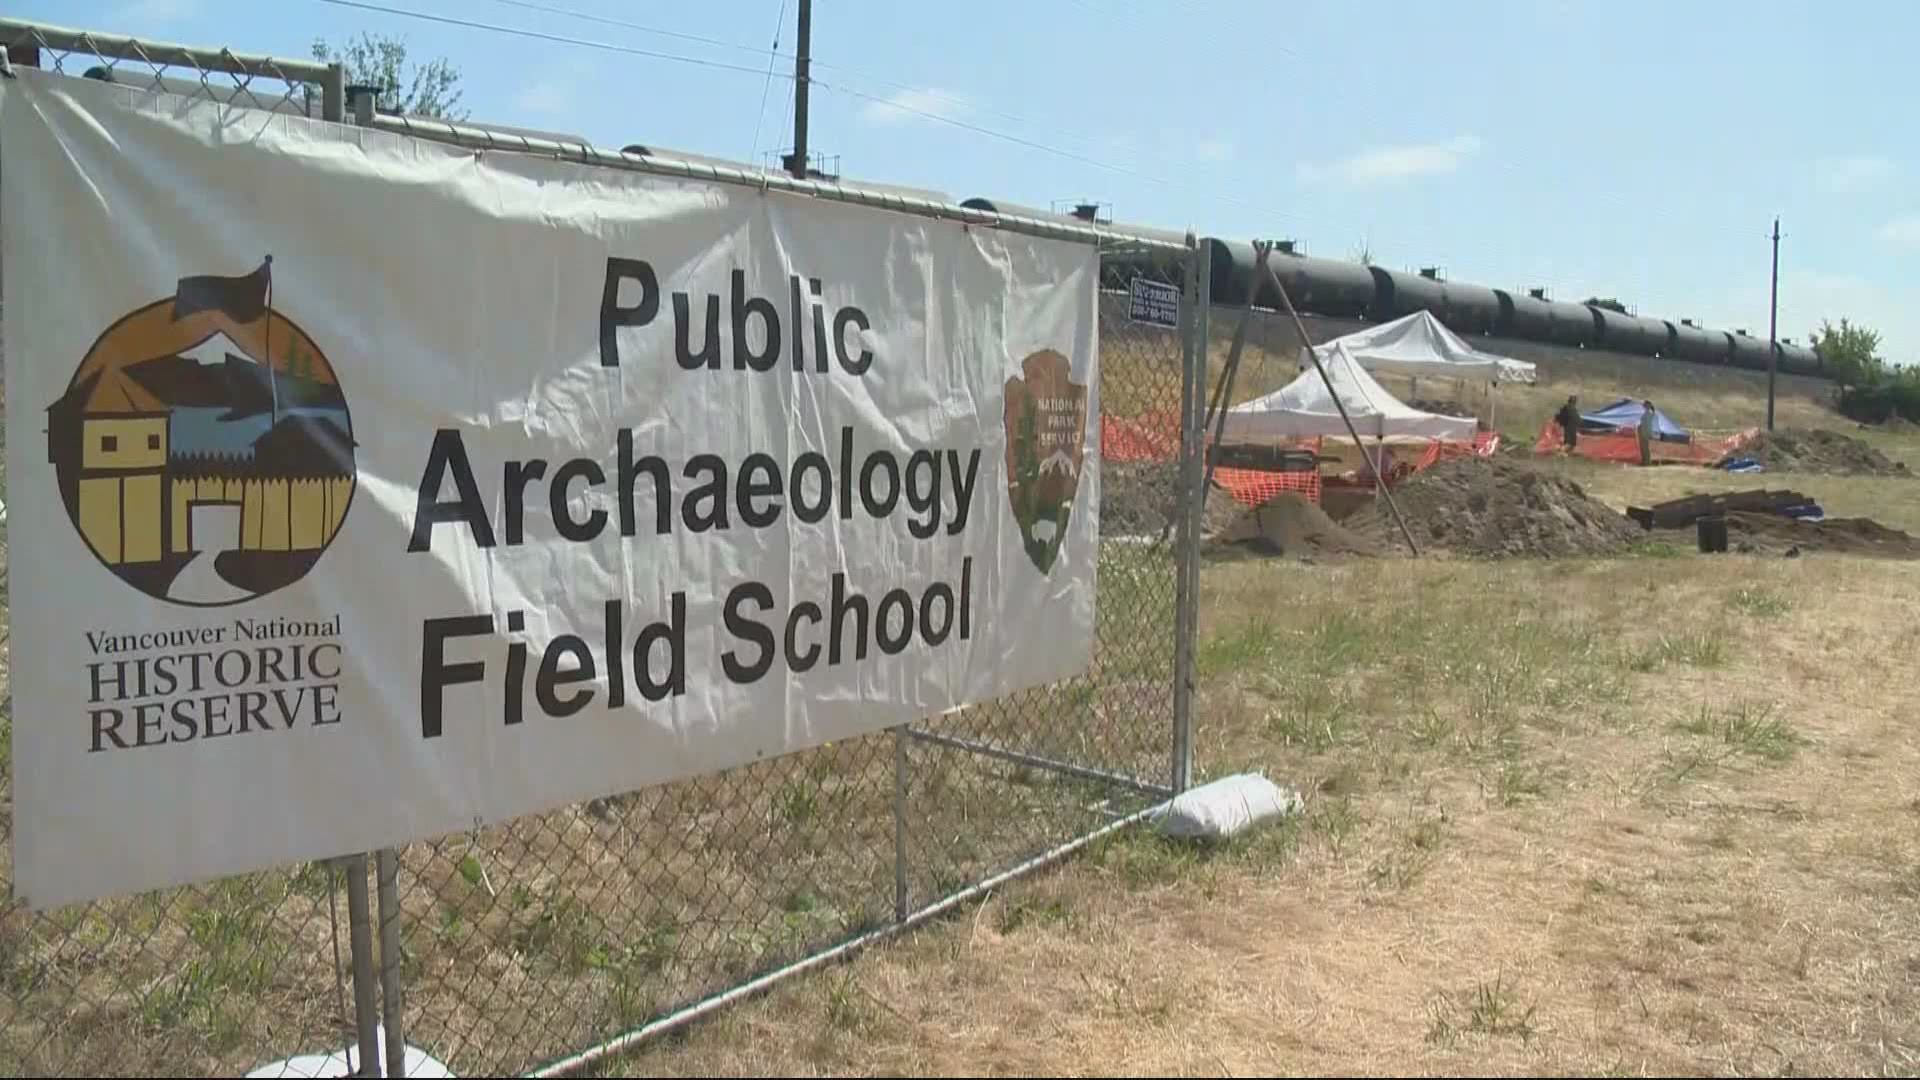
xmin=0 ymin=17 xmax=1206 ymax=1077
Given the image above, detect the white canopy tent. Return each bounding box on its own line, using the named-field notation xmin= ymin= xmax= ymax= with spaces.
xmin=1222 ymin=341 xmax=1479 ymax=444
xmin=1301 ymin=311 xmax=1537 ymax=385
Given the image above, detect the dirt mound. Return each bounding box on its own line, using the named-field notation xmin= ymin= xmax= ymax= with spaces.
xmin=1405 ymin=398 xmax=1479 ymax=422
xmin=1209 ymin=493 xmax=1382 ymax=558
xmin=1348 ymin=457 xmax=1642 ymax=558
xmin=1722 ymin=511 xmax=1920 ymax=558
xmin=1101 ymin=461 xmax=1180 ymax=536
xmin=1736 ymin=428 xmax=1910 ymax=476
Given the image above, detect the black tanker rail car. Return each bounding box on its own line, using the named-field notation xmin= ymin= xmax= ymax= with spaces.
xmin=1668 ymin=320 xmax=1733 ymax=365
xmin=963 ymin=199 xmax=1827 ymax=382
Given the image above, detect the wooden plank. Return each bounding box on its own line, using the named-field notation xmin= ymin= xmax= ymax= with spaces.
xmin=1207 ymin=442 xmax=1321 ymax=473
xmin=1636 ymin=488 xmax=1815 ymax=530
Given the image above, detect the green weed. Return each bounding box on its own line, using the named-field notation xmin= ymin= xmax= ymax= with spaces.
xmin=1728 ymin=586 xmax=1791 ymax=618
xmin=774 ymin=779 xmax=820 ymax=826
xmin=823 ymin=972 xmax=867 ymax=1032
xmin=1627 ymin=537 xmax=1689 ymax=559
xmin=1310 ymin=796 xmax=1360 ymax=856
xmin=1676 ymin=702 xmax=1804 ymax=762
xmin=1630 ymin=631 xmax=1729 ymax=673
xmin=1197 ymin=617 xmax=1279 ymax=677
xmin=1464 ymin=971 xmax=1538 ymax=1039
xmin=1488 ymin=757 xmax=1549 ymax=806
xmin=1370 ymin=813 xmax=1445 ymax=891
xmin=999 ymin=897 xmax=1072 ymax=933
xmin=1263 ymin=678 xmax=1351 ymax=752
xmin=1405 ymin=705 xmax=1456 ymax=750
xmin=513 ymin=895 xmax=602 ymax=974
xmin=456 ymin=853 xmax=487 ymax=888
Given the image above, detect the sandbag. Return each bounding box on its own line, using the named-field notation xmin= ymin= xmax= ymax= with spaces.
xmin=1154 ymin=773 xmax=1302 ymax=840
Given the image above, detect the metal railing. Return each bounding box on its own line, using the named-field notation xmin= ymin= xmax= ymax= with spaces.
xmin=0 ymin=17 xmax=1204 ymax=1076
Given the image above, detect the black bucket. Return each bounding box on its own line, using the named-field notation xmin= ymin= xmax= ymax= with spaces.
xmin=1697 ymin=514 xmax=1728 ymax=554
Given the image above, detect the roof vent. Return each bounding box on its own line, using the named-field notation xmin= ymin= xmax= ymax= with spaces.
xmin=1418 ymin=266 xmax=1441 ymax=280
xmin=1681 ymin=318 xmax=1695 ymax=327
xmin=1527 ymin=287 xmax=1547 ymax=300
xmin=1276 ymin=239 xmax=1298 ymax=254
xmin=1071 ymin=202 xmax=1100 ymax=222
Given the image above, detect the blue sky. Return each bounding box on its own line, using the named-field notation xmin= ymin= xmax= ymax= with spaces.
xmin=21 ymin=0 xmax=1919 ymax=362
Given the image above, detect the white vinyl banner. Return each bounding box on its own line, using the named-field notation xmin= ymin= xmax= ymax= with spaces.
xmin=1 ymin=73 xmax=1100 ymax=909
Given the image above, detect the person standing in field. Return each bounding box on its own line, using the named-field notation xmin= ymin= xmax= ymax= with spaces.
xmin=1555 ymin=394 xmax=1581 ymax=454
xmin=1638 ymin=399 xmax=1656 ymax=465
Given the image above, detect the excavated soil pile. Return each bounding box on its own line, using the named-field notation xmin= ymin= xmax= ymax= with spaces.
xmin=1209 ymin=493 xmax=1382 ymax=558
xmin=1202 ymin=484 xmax=1251 ymax=537
xmin=1405 ymin=398 xmax=1479 ymax=421
xmin=1738 ymin=428 xmax=1910 ymax=476
xmin=1101 ymin=462 xmax=1181 ymax=536
xmin=1349 ymin=457 xmax=1642 ymax=558
xmin=1722 ymin=512 xmax=1920 ymax=558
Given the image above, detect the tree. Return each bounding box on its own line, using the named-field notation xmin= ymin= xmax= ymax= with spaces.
xmin=1810 ymin=318 xmax=1883 ymax=387
xmin=311 ymin=32 xmax=466 ymax=120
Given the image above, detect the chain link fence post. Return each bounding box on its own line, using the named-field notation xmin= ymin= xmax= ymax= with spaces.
xmin=1171 ymin=239 xmax=1209 ymax=793
xmin=377 ymin=849 xmax=407 ymax=1078
xmin=893 ymin=727 xmax=909 ymax=923
xmin=343 ymin=854 xmax=382 ymax=1076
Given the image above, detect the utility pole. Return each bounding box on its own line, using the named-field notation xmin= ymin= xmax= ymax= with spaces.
xmin=1766 ymin=215 xmax=1781 ymax=431
xmin=785 ymin=0 xmax=812 ymax=179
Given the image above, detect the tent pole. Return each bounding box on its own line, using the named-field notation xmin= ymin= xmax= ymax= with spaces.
xmin=1256 ymin=254 xmax=1422 ymax=558
xmin=1194 ymin=241 xmax=1271 ymax=514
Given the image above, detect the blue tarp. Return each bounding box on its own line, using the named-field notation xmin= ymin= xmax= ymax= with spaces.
xmin=1580 ymin=398 xmax=1691 ymax=442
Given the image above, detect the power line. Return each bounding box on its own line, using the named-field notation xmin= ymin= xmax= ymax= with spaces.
xmin=313 ymin=0 xmax=1233 ymax=216
xmin=814 ymin=76 xmax=1250 ymax=210
xmin=468 ymin=0 xmax=1185 ymax=178
xmin=311 ymin=0 xmax=1719 ymax=299
xmin=747 ymin=0 xmax=789 ymax=167
xmin=316 ymin=0 xmax=790 ymax=81
xmin=478 ymin=0 xmax=789 ymax=62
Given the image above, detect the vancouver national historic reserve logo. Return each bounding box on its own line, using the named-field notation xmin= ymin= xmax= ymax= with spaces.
xmin=46 ymin=258 xmax=357 ymax=606
xmin=1003 ymin=348 xmax=1089 ymax=574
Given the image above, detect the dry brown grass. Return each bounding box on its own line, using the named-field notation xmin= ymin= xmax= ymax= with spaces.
xmin=606 ymin=551 xmax=1920 ymax=1077
xmin=12 ymin=295 xmax=1920 ymax=1076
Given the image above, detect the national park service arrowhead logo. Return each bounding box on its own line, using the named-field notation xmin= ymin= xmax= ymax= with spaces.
xmin=1003 ymin=348 xmax=1088 ymax=574
xmin=46 ymin=257 xmax=358 ymax=607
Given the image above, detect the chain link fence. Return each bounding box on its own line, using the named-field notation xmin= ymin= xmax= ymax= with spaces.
xmin=0 ymin=18 xmax=1202 ymax=1076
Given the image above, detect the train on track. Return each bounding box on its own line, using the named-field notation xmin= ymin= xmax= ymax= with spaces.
xmin=963 ymin=198 xmax=1825 ymax=380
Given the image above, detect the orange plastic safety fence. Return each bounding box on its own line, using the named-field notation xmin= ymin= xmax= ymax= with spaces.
xmin=1098 ymin=414 xmax=1503 ymax=509
xmin=1099 ymin=413 xmax=1503 ymax=511
xmin=1212 ymin=462 xmax=1323 ymax=506
xmin=1533 ymin=423 xmax=1760 ymax=465
xmin=1100 ymin=411 xmax=1183 ymax=463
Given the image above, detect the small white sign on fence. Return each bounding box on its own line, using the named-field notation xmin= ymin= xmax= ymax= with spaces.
xmin=1127 ymin=277 xmax=1181 ymax=329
